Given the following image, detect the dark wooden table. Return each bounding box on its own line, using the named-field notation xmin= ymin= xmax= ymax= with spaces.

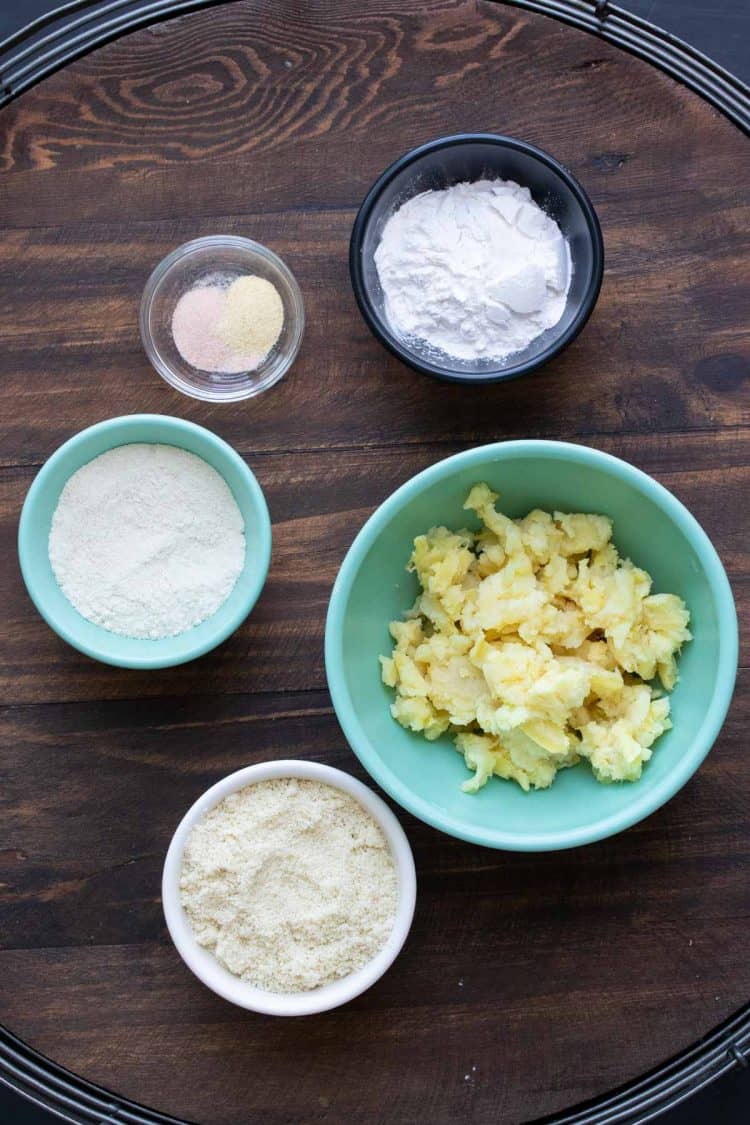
xmin=0 ymin=2 xmax=748 ymax=1123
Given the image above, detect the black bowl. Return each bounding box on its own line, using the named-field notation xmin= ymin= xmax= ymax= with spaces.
xmin=349 ymin=133 xmax=604 ymax=384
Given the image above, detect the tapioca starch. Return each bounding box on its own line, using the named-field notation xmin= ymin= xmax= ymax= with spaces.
xmin=374 ymin=178 xmax=571 ymax=362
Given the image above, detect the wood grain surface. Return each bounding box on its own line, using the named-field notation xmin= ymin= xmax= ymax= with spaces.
xmin=0 ymin=2 xmax=749 ymax=1123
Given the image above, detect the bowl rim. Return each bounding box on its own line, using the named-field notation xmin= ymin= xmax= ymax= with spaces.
xmin=349 ymin=132 xmax=605 ymax=384
xmin=324 ymin=439 xmax=738 ymax=851
xmin=17 ymin=413 xmax=272 ymax=669
xmin=139 ymin=234 xmax=305 ymax=403
xmin=162 ymin=759 xmax=417 ymax=1015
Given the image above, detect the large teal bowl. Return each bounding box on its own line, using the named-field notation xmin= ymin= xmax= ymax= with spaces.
xmin=18 ymin=415 xmax=272 ymax=669
xmin=325 ymin=441 xmax=738 ymax=851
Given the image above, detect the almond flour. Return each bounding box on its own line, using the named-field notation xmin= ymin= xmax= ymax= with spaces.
xmin=179 ymin=778 xmax=399 ymax=994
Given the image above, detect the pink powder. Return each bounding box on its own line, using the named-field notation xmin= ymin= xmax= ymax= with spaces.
xmin=171 ymin=285 xmax=260 ymax=374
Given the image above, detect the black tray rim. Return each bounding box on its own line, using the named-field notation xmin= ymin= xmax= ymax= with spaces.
xmin=0 ymin=0 xmax=748 ymax=131
xmin=0 ymin=1 xmax=748 ymax=1122
xmin=1 ymin=1004 xmax=748 ymax=1125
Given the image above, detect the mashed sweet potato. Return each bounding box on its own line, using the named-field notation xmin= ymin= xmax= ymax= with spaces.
xmin=380 ymin=484 xmax=691 ymax=793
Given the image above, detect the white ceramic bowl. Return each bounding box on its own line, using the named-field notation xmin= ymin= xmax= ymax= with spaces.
xmin=162 ymin=759 xmax=417 ymax=1015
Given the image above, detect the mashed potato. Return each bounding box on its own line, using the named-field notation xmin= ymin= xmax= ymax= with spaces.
xmin=380 ymin=484 xmax=691 ymax=793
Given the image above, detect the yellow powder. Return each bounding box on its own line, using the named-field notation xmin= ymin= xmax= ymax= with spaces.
xmin=217 ymin=275 xmax=284 ymax=360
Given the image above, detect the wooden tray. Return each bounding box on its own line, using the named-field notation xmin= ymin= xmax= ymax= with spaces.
xmin=1 ymin=2 xmax=748 ymax=1122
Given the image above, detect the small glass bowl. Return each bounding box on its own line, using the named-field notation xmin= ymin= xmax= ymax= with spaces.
xmin=140 ymin=235 xmax=304 ymax=402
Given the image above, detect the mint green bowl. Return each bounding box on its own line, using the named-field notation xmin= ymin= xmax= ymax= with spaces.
xmin=18 ymin=415 xmax=272 ymax=669
xmin=325 ymin=441 xmax=738 ymax=851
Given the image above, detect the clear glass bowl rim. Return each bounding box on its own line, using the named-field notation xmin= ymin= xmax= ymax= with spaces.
xmin=139 ymin=234 xmax=305 ymax=403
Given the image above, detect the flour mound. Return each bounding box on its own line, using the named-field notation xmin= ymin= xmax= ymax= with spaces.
xmin=374 ymin=178 xmax=571 ymax=362
xmin=180 ymin=778 xmax=399 ymax=994
xmin=48 ymin=443 xmax=245 ymax=640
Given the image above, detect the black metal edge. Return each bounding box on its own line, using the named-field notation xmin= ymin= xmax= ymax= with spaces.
xmin=0 ymin=0 xmax=748 ymax=1122
xmin=531 ymin=1003 xmax=750 ymax=1124
xmin=0 ymin=0 xmax=231 ymax=105
xmin=0 ymin=0 xmax=748 ymax=130
xmin=0 ymin=1024 xmax=190 ymax=1123
xmin=1 ymin=1003 xmax=748 ymax=1125
xmin=502 ymin=1 xmax=749 ymax=134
